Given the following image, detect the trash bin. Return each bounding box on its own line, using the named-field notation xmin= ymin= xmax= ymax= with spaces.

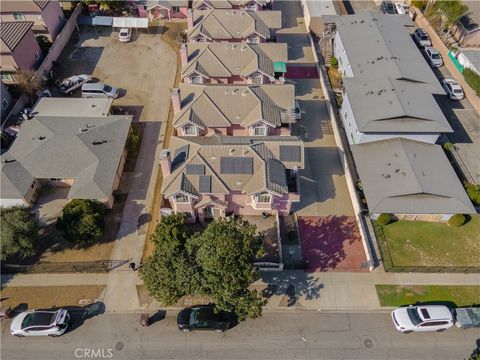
xmin=140 ymin=313 xmax=149 ymax=327
xmin=0 ymin=307 xmax=12 ymax=319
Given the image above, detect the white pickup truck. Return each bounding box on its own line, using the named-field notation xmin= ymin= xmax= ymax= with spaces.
xmin=57 ymin=74 xmax=92 ymax=95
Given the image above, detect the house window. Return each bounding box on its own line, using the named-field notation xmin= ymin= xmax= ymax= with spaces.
xmin=245 ymin=3 xmax=257 ymax=10
xmin=34 ymin=51 xmax=40 ymax=61
xmin=256 ymin=192 xmax=271 ymax=203
xmin=192 ymin=75 xmax=203 ymax=84
xmin=183 ymin=125 xmax=197 ymax=136
xmin=2 ymin=99 xmax=9 ymax=110
xmin=13 ymin=13 xmax=25 ymax=21
xmin=183 ymin=211 xmax=193 ymax=219
xmin=204 ymin=206 xmax=214 ymax=218
xmin=249 ymin=36 xmax=260 ymax=44
xmin=251 ymin=124 xmax=266 ymax=136
xmin=175 ymin=194 xmax=189 ymax=203
xmin=1 ymin=73 xmax=14 ymax=81
xmin=49 ymin=178 xmax=64 ymax=182
xmin=30 ymin=180 xmax=37 ymax=189
xmin=172 ymin=6 xmax=180 ymax=12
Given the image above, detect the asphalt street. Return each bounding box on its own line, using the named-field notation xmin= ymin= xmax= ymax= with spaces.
xmin=1 ymin=311 xmax=479 ymax=360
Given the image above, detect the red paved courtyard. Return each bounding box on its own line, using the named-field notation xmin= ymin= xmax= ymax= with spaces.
xmin=298 ymin=216 xmax=369 ymax=272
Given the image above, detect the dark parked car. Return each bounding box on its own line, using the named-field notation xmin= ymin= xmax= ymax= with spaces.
xmin=177 ymin=305 xmax=232 ymax=332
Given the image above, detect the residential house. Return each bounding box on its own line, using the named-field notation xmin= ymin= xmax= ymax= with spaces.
xmin=160 ymin=136 xmax=304 ymax=222
xmin=453 ymin=0 xmax=480 ymax=47
xmin=145 ymin=0 xmax=188 ymax=20
xmin=0 ymin=98 xmax=132 ymax=209
xmin=187 ymin=8 xmax=282 ymax=43
xmin=171 ymin=84 xmax=296 ymax=136
xmin=321 ymin=12 xmax=450 ymax=145
xmin=341 ymin=77 xmax=452 ymax=145
xmin=192 ymin=0 xmax=270 ymax=11
xmin=1 ymin=82 xmax=13 ymax=122
xmin=0 ymin=0 xmax=65 ymax=41
xmin=0 ymin=21 xmax=43 ymax=83
xmin=181 ymin=42 xmax=287 ymax=84
xmin=351 ymin=138 xmax=476 ymax=221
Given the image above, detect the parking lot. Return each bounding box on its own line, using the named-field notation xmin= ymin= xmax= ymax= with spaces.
xmin=53 ymin=26 xmax=176 ymax=121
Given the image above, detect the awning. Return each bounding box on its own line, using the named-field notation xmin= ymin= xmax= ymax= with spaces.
xmin=273 ymin=62 xmax=287 ymax=73
xmin=112 ymin=17 xmax=149 ymax=29
xmin=77 ymin=15 xmax=113 ymax=26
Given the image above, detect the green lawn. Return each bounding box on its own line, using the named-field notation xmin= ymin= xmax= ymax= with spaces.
xmin=376 ymin=285 xmax=480 ymax=307
xmin=378 ymin=215 xmax=480 ymax=268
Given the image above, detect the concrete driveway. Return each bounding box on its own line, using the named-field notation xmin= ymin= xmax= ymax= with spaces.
xmin=291 ymin=78 xmax=354 ymax=217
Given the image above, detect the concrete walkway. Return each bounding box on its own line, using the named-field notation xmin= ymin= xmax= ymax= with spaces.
xmin=4 ymin=271 xmax=479 ymax=312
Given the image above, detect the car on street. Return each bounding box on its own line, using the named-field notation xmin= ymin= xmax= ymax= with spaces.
xmin=81 ymin=82 xmax=119 ymax=98
xmin=394 ymin=2 xmax=410 ymax=15
xmin=381 ymin=0 xmax=397 ymax=14
xmin=391 ymin=305 xmax=454 ymax=333
xmin=177 ymin=305 xmax=232 ymax=332
xmin=441 ymin=78 xmax=465 ymax=100
xmin=10 ymin=309 xmax=70 ymax=337
xmin=57 ymin=74 xmax=92 ymax=95
xmin=424 ymin=47 xmax=443 ymax=67
xmin=119 ymin=28 xmax=132 ymax=42
xmin=413 ymin=28 xmax=432 ymax=47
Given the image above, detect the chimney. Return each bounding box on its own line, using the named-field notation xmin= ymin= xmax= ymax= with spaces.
xmin=180 ymin=43 xmax=188 ymax=66
xmin=187 ymin=8 xmax=194 ymax=29
xmin=160 ymin=149 xmax=172 ymax=176
xmin=171 ymin=88 xmax=181 ymax=113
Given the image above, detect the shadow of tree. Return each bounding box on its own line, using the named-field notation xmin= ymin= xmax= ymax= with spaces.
xmin=261 ymin=270 xmax=325 ymax=302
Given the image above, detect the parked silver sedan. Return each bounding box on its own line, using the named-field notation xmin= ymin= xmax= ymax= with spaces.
xmin=10 ymin=309 xmax=70 ymax=337
xmin=441 ymin=78 xmax=465 ymax=100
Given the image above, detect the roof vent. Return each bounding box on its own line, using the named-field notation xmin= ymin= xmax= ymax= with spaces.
xmin=231 ymin=44 xmax=237 ymax=49
xmin=229 ymin=148 xmax=235 ymax=155
xmin=241 ymin=45 xmax=247 ymax=51
xmin=92 ymin=140 xmax=107 ymax=145
xmin=38 ymin=136 xmax=46 ymax=140
xmin=3 ymin=159 xmax=15 ymax=163
xmin=242 ymin=149 xmax=248 ymax=156
xmin=241 ymin=90 xmax=248 ymax=96
xmin=79 ymin=127 xmax=88 ymax=132
xmin=236 ymin=180 xmax=242 ymax=185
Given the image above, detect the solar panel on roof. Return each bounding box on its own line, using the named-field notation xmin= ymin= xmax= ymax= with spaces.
xmin=279 ymin=145 xmax=301 ymax=162
xmin=186 ymin=164 xmax=205 ymax=175
xmin=199 ymin=175 xmax=211 ymax=193
xmin=267 ymin=159 xmax=287 ymax=187
xmin=220 ymin=157 xmax=253 ymax=174
xmin=172 ymin=145 xmax=189 ymax=170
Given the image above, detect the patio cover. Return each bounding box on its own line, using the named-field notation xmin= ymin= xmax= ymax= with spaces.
xmin=112 ymin=17 xmax=148 ymax=28
xmin=77 ymin=15 xmax=113 ymax=26
xmin=273 ymin=61 xmax=287 ymax=73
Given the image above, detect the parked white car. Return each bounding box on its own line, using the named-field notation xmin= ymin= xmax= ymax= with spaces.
xmin=413 ymin=28 xmax=432 ymax=47
xmin=10 ymin=309 xmax=70 ymax=337
xmin=394 ymin=2 xmax=410 ymax=15
xmin=119 ymin=28 xmax=132 ymax=42
xmin=81 ymin=82 xmax=119 ymax=98
xmin=57 ymin=74 xmax=92 ymax=95
xmin=441 ymin=78 xmax=465 ymax=100
xmin=424 ymin=47 xmax=443 ymax=67
xmin=391 ymin=305 xmax=454 ymax=333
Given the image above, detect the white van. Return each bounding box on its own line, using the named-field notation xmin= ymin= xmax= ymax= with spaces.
xmin=81 ymin=83 xmax=119 ymax=98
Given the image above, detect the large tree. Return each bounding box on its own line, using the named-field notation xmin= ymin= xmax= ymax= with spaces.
xmin=56 ymin=199 xmax=104 ymax=246
xmin=141 ymin=214 xmax=199 ymax=305
xmin=1 ymin=206 xmax=38 ymax=260
xmin=15 ymin=70 xmax=43 ymax=105
xmin=427 ymin=0 xmax=468 ymax=34
xmin=188 ymin=219 xmax=265 ymax=320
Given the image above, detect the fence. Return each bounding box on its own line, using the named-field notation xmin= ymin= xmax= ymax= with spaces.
xmin=1 ymin=260 xmax=129 ymax=274
xmin=372 ymin=220 xmax=480 ymax=273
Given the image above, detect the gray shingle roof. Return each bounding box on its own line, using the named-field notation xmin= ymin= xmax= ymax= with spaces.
xmin=146 ymin=0 xmax=188 ymax=10
xmin=162 ymin=136 xmax=304 ymax=198
xmin=192 ymin=0 xmax=268 ymax=10
xmin=0 ymin=21 xmax=34 ymax=52
xmin=1 ymin=114 xmax=132 ymax=201
xmin=351 ymin=138 xmax=476 ymax=214
xmin=343 ymin=77 xmax=452 ymax=133
xmin=174 ymin=84 xmax=295 ymax=129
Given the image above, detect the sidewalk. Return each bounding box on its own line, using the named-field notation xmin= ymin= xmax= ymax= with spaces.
xmin=4 ymin=270 xmax=479 ymax=312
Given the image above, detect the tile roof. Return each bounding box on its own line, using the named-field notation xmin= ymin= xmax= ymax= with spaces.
xmin=188 ymin=9 xmax=281 ymax=41
xmin=343 ymin=77 xmax=452 ymax=133
xmin=182 ymin=42 xmax=287 ymax=78
xmin=350 ymin=138 xmax=476 ymax=214
xmin=146 ymin=0 xmax=189 ymax=10
xmin=0 ymin=21 xmax=34 ymax=52
xmin=174 ymin=84 xmax=296 ymax=129
xmin=192 ymin=0 xmax=268 ymax=10
xmin=1 ymin=114 xmax=132 ymax=201
xmin=162 ymin=136 xmax=304 ymax=198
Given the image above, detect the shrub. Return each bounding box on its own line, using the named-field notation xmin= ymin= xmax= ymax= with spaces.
xmin=463 ymin=68 xmax=480 ymax=97
xmin=126 ymin=124 xmax=140 ymax=158
xmin=56 ymin=199 xmax=105 ymax=246
xmin=465 ymin=183 xmax=480 ymax=206
xmin=0 ymin=206 xmax=38 ymax=260
xmin=448 ymin=214 xmax=465 ymax=227
xmin=411 ymin=0 xmax=427 ymax=11
xmin=377 ymin=213 xmax=393 ymax=226
xmin=330 ymin=56 xmax=338 ymax=69
xmin=443 ymin=142 xmax=454 ymax=152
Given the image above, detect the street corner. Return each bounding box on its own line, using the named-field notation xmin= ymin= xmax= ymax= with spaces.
xmin=297 ymin=216 xmax=369 ymax=272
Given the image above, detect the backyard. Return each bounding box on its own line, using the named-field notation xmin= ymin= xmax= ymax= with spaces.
xmin=376 ymin=215 xmax=480 ymax=269
xmin=376 ymin=285 xmax=480 ymax=307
